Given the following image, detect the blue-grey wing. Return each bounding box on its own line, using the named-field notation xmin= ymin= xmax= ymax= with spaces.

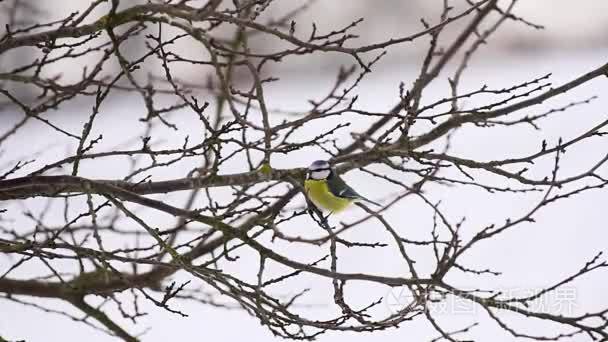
xmin=327 ymin=175 xmax=363 ymax=200
xmin=328 ymin=175 xmax=382 ymax=206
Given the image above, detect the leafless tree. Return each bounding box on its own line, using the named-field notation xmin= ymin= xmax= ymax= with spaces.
xmin=1 ymin=0 xmax=607 ymax=341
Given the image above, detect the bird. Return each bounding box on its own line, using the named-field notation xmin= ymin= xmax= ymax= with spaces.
xmin=304 ymin=160 xmax=380 ymax=213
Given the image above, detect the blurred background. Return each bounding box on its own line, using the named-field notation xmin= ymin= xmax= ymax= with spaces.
xmin=1 ymin=1 xmax=608 ymax=341
xmin=3 ymin=0 xmax=608 ymax=87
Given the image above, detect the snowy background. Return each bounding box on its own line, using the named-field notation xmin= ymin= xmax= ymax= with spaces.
xmin=1 ymin=1 xmax=608 ymax=341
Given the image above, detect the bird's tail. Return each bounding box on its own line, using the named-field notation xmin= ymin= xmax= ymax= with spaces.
xmin=357 ymin=196 xmax=382 ymax=207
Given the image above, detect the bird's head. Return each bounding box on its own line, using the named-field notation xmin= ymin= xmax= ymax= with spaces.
xmin=307 ymin=160 xmax=332 ymax=180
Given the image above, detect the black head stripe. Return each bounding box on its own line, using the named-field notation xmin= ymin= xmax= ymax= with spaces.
xmin=307 ymin=167 xmax=332 ymax=180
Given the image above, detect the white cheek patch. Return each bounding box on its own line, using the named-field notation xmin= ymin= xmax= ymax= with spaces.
xmin=310 ymin=169 xmax=330 ymax=180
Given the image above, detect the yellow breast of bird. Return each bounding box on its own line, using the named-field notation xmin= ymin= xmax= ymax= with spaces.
xmin=304 ymin=179 xmax=353 ymax=212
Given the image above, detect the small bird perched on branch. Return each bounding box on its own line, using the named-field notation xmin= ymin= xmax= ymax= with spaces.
xmin=304 ymin=160 xmax=380 ymax=213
